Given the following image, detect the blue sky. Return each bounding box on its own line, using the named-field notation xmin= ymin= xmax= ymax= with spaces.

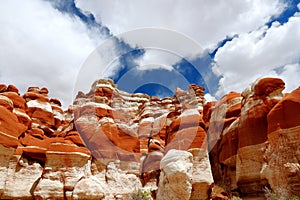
xmin=1 ymin=0 xmax=300 ymax=107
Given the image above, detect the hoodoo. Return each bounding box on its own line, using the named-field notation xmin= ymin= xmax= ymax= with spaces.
xmin=0 ymin=78 xmax=299 ymax=199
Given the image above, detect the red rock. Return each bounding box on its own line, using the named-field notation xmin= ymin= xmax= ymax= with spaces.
xmin=207 ymin=91 xmax=242 ymax=191
xmin=28 ymin=107 xmax=55 ymax=128
xmin=112 ymin=109 xmax=130 ymax=122
xmin=88 ymin=87 xmax=113 ymax=99
xmin=0 ymin=106 xmax=26 ymax=138
xmin=26 ymin=127 xmax=45 ymax=139
xmin=13 ymin=108 xmax=32 ymax=128
xmin=239 ymin=100 xmax=280 ymax=148
xmin=20 ymin=133 xmax=64 ymax=148
xmin=235 ymin=78 xmax=285 ymax=195
xmin=268 ymin=87 xmax=300 ymax=133
xmin=4 ymin=78 xmax=300 ymax=199
xmin=7 ymin=84 xmax=19 ymax=94
xmin=219 ymin=92 xmax=241 ymax=105
xmin=0 ymin=94 xmax=14 ymax=111
xmin=77 ymin=103 xmax=112 ymax=118
xmin=47 ymin=143 xmax=91 ymax=157
xmin=0 ymin=84 xmax=7 ymax=92
xmin=75 ymin=91 xmax=86 ymax=99
xmin=0 ymin=130 xmax=20 ymax=148
xmin=116 ymin=125 xmax=140 ymax=153
xmin=226 ymin=103 xmax=241 ymax=118
xmin=64 ymin=131 xmax=86 ymax=147
xmin=152 ymin=116 xmax=167 ymax=141
xmin=203 ymin=101 xmax=216 ymax=124
xmin=138 ymin=120 xmax=153 ymax=138
xmin=2 ymin=92 xmax=27 ymax=109
xmin=238 ymin=104 xmax=269 ymax=148
xmin=168 ymin=110 xmax=202 ymax=133
xmin=218 ymin=121 xmax=239 ymax=163
xmin=254 ymin=77 xmax=285 ymax=96
xmin=141 ymin=151 xmax=163 ymax=184
xmin=166 ymin=126 xmax=206 ymax=152
xmin=27 ymin=86 xmax=40 ymax=93
xmin=75 ymin=117 xmax=119 ymax=159
xmin=148 ymin=138 xmax=165 ymax=153
xmin=40 ymin=87 xmax=49 ymax=95
xmin=23 ymin=92 xmax=49 ymax=102
xmin=18 ymin=146 xmax=47 ymax=162
xmin=50 ymin=98 xmax=62 ymax=107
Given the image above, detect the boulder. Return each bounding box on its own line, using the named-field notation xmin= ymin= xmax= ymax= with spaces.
xmin=157 ymin=149 xmax=193 ymax=200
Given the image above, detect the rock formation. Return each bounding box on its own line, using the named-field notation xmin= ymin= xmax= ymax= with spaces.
xmin=261 ymin=86 xmax=300 ymax=198
xmin=207 ymin=77 xmax=300 ymax=198
xmin=0 ymin=77 xmax=299 ymax=199
xmin=0 ymin=80 xmax=212 ymax=199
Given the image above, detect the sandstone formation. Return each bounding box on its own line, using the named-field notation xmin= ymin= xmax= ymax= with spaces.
xmin=0 ymin=80 xmax=211 ymax=199
xmin=207 ymin=91 xmax=242 ymax=191
xmin=0 ymin=83 xmax=142 ymax=199
xmin=261 ymin=86 xmax=300 ymax=198
xmin=207 ymin=77 xmax=300 ymax=198
xmin=0 ymin=77 xmax=299 ymax=199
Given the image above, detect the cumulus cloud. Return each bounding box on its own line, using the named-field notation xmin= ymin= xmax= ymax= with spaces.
xmin=204 ymin=93 xmax=217 ymax=102
xmin=75 ymin=0 xmax=285 ymax=49
xmin=74 ymin=0 xmax=292 ymax=97
xmin=0 ymin=0 xmax=100 ymax=108
xmin=214 ymin=12 xmax=300 ymax=96
xmin=1 ymin=0 xmax=298 ymax=108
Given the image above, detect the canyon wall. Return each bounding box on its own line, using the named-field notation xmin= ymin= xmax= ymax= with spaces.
xmin=0 ymin=77 xmax=299 ymax=199
xmin=208 ymin=78 xmax=300 ymax=198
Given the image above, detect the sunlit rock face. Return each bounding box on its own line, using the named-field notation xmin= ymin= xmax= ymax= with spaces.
xmin=0 ymin=85 xmax=92 ymax=199
xmin=73 ymin=79 xmax=212 ymax=198
xmin=1 ymin=77 xmax=300 ymax=199
xmin=209 ymin=78 xmax=300 ymax=196
xmin=236 ymin=78 xmax=285 ymax=195
xmin=0 ymin=79 xmax=211 ymax=199
xmin=262 ymin=86 xmax=300 ymax=198
xmin=207 ymin=91 xmax=242 ymax=191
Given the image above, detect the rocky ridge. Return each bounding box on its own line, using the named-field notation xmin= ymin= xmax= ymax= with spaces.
xmin=0 ymin=77 xmax=299 ymax=199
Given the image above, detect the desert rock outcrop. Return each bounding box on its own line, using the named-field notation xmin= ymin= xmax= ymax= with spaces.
xmin=0 ymin=77 xmax=299 ymax=199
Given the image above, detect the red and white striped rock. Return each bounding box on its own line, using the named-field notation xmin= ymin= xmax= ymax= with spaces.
xmin=236 ymin=78 xmax=285 ymax=195
xmin=261 ymin=87 xmax=300 ymax=198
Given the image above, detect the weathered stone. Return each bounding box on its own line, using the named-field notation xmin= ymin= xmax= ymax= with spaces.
xmin=2 ymin=155 xmax=43 ymax=199
xmin=261 ymin=87 xmax=300 ymax=198
xmin=188 ymin=148 xmax=214 ymax=200
xmin=157 ymin=149 xmax=193 ymax=200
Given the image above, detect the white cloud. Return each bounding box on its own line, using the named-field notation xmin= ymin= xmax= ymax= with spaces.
xmin=74 ymin=0 xmax=288 ymax=91
xmin=75 ymin=0 xmax=286 ymax=49
xmin=204 ymin=93 xmax=217 ymax=102
xmin=0 ymin=0 xmax=100 ymax=108
xmin=273 ymin=63 xmax=300 ymax=92
xmin=1 ymin=0 xmax=297 ymax=109
xmin=214 ymin=12 xmax=300 ymax=96
xmin=135 ymin=49 xmax=178 ymax=71
xmin=136 ymin=64 xmax=173 ymax=72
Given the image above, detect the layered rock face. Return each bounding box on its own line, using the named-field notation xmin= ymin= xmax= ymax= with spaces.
xmin=73 ymin=79 xmax=213 ymax=199
xmin=0 ymin=84 xmax=142 ymax=199
xmin=1 ymin=77 xmax=299 ymax=199
xmin=0 ymin=84 xmax=91 ymax=199
xmin=207 ymin=91 xmax=242 ymax=191
xmin=207 ymin=77 xmax=300 ymax=198
xmin=0 ymin=80 xmax=213 ymax=199
xmin=261 ymin=86 xmax=300 ymax=198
